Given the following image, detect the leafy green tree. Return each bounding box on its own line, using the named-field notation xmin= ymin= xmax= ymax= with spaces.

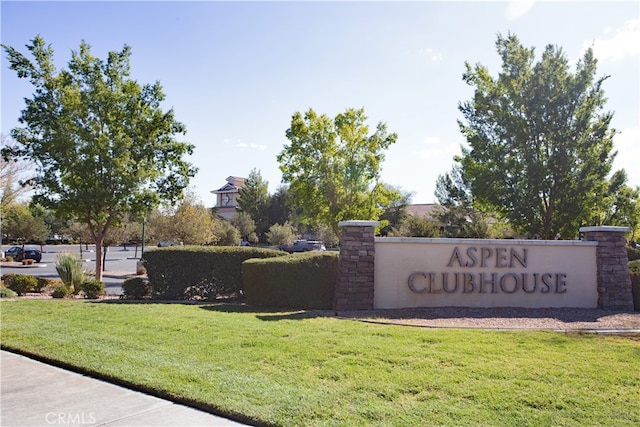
xmin=2 ymin=203 xmax=48 ymax=244
xmin=147 ymin=194 xmax=214 ymax=245
xmin=313 ymin=224 xmax=339 ymax=248
xmin=230 ymin=211 xmax=257 ymax=242
xmin=64 ymin=221 xmax=92 ymax=245
xmin=597 ymin=170 xmax=640 ymax=238
xmin=29 ymin=203 xmax=68 ymax=238
xmin=435 ymin=165 xmax=491 ymax=238
xmin=278 ymin=107 xmax=398 ymax=235
xmin=237 ymin=168 xmax=270 ymax=234
xmin=377 ymin=185 xmax=413 ymax=236
xmin=456 ymin=33 xmax=617 ymax=239
xmin=211 ymin=217 xmax=241 ymax=246
xmin=2 ymin=36 xmax=196 ymax=280
xmin=389 ymin=215 xmax=440 ymax=238
xmin=265 ymin=222 xmax=297 ymax=246
xmin=266 ymin=185 xmax=292 ymax=232
xmin=170 ymin=196 xmax=214 ymax=245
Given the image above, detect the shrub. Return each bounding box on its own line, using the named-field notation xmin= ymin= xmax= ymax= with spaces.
xmin=51 ymin=285 xmax=70 ymax=299
xmin=265 ymin=222 xmax=297 ymax=246
xmin=2 ymin=274 xmax=38 ymax=295
xmin=629 ymin=259 xmax=640 ymax=273
xmin=243 ymin=252 xmax=339 ymax=309
xmin=628 ymin=245 xmax=640 ymax=262
xmin=121 ymin=277 xmax=151 ymax=300
xmin=36 ymin=277 xmax=59 ymax=293
xmin=80 ymin=279 xmax=105 ymax=299
xmin=55 ymin=253 xmax=86 ymax=294
xmin=1 ymin=274 xmax=17 ymax=288
xmin=143 ymin=246 xmax=286 ymax=300
xmin=0 ymin=285 xmax=16 ymax=298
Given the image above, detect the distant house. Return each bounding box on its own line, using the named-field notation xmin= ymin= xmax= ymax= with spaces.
xmin=405 ymin=203 xmax=442 ymax=221
xmin=211 ymin=176 xmax=246 ymax=219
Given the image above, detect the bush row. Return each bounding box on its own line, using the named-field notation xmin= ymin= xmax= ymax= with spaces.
xmin=0 ymin=273 xmax=104 ymax=298
xmin=243 ymin=252 xmax=338 ymax=309
xmin=143 ymin=246 xmax=286 ymax=300
xmin=2 ymin=274 xmax=55 ymax=295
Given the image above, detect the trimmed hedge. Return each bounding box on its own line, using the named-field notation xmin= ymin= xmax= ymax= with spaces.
xmin=243 ymin=252 xmax=339 ymax=309
xmin=143 ymin=246 xmax=286 ymax=300
xmin=632 ymin=273 xmax=640 ymax=312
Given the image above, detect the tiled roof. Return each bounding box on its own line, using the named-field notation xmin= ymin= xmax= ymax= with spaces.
xmin=405 ymin=204 xmax=442 ymax=219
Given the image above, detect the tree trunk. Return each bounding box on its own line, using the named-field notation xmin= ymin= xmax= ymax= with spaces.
xmin=94 ymin=234 xmax=104 ymax=282
xmin=102 ymin=245 xmax=108 ymax=272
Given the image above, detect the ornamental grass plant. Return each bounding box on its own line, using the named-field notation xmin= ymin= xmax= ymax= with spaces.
xmin=55 ymin=253 xmax=86 ymax=294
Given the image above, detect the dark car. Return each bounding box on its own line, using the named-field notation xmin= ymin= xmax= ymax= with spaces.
xmin=278 ymin=240 xmax=326 ymax=253
xmin=5 ymin=246 xmax=42 ymax=263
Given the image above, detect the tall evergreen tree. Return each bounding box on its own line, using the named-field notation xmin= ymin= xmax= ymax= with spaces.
xmin=456 ymin=33 xmax=618 ymax=238
xmin=236 ymin=168 xmax=270 ymax=238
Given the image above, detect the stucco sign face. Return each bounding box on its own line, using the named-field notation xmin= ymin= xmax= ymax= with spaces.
xmin=373 ymin=238 xmax=598 ymax=309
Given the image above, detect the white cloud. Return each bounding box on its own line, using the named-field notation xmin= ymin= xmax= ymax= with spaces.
xmin=505 ymin=0 xmax=536 ymax=20
xmin=236 ymin=142 xmax=267 ymax=151
xmin=418 ymin=47 xmax=443 ymax=62
xmin=582 ymin=19 xmax=639 ymax=61
xmin=228 ymin=139 xmax=268 ymax=151
xmin=415 ymin=136 xmax=459 ymax=160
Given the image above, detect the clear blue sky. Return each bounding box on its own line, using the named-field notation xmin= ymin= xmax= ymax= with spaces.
xmin=2 ymin=1 xmax=638 ymax=207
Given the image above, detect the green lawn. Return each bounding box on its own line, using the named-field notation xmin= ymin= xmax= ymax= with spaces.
xmin=1 ymin=300 xmax=639 ymax=426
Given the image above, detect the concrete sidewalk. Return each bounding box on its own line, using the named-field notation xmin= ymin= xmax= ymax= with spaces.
xmin=1 ymin=351 xmax=249 ymax=426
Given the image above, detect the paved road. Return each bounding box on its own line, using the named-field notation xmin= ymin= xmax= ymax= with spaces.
xmin=1 ymin=244 xmax=145 ymax=296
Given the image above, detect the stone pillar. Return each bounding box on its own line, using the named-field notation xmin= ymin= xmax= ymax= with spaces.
xmin=580 ymin=226 xmax=633 ymax=311
xmin=334 ymin=220 xmax=379 ymax=311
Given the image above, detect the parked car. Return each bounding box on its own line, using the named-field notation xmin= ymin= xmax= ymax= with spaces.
xmin=157 ymin=240 xmax=181 ymax=247
xmin=278 ymin=240 xmax=326 ymax=253
xmin=5 ymin=246 xmax=42 ymax=263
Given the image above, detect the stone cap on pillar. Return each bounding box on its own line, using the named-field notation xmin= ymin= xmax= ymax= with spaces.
xmin=338 ymin=220 xmax=380 ymax=227
xmin=579 ymin=226 xmax=630 ymax=233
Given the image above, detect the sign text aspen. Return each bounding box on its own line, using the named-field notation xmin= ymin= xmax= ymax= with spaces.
xmin=408 ymin=246 xmax=568 ymax=295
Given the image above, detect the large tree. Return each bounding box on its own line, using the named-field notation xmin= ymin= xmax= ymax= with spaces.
xmin=2 ymin=36 xmax=196 ymax=280
xmin=278 ymin=107 xmax=398 ymax=235
xmin=2 ymin=203 xmax=48 ymax=244
xmin=147 ymin=193 xmax=214 ymax=246
xmin=236 ymin=168 xmax=270 ymax=239
xmin=266 ymin=185 xmax=293 ymax=231
xmin=456 ymin=33 xmax=617 ymax=239
xmin=598 ymin=170 xmax=640 ymax=238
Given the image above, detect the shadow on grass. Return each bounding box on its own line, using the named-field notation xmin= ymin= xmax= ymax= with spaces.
xmin=93 ymin=299 xmax=332 ymax=321
xmin=198 ymin=304 xmax=333 ymax=321
xmin=337 ymin=307 xmax=635 ymax=324
xmin=92 ymin=300 xmax=638 ymax=326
